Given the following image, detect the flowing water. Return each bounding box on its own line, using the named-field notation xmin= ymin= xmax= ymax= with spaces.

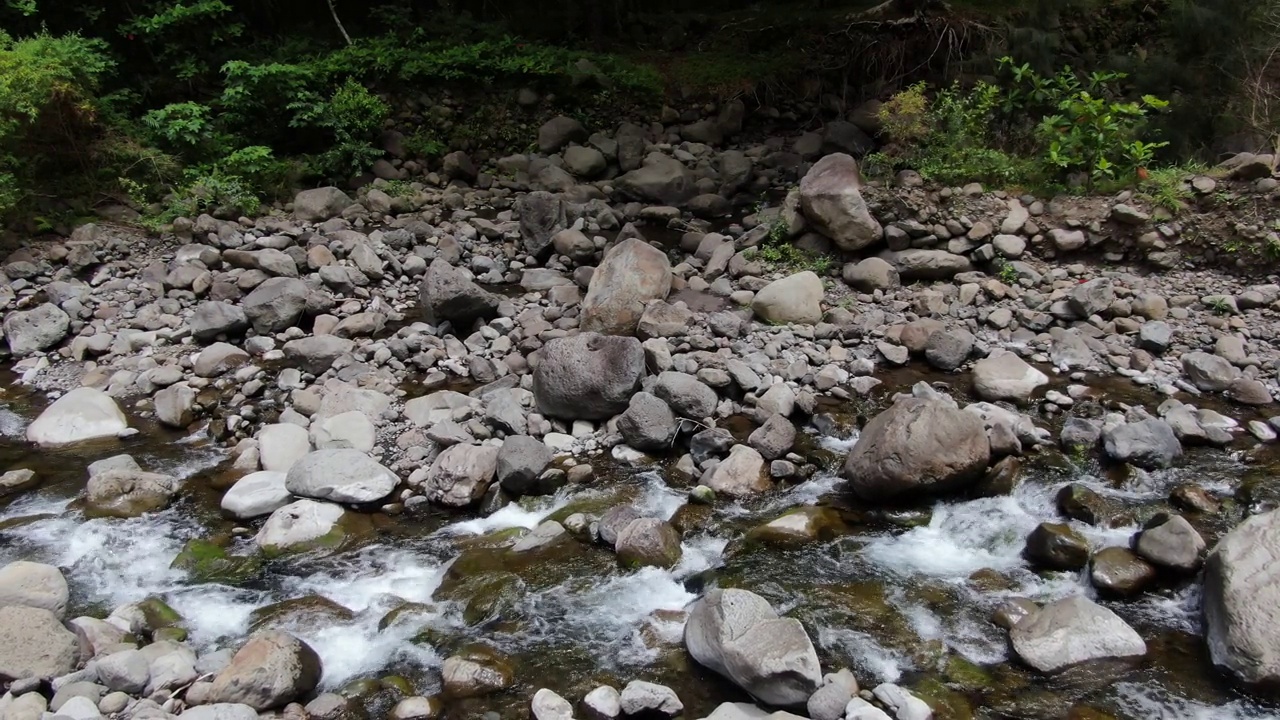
xmin=1 ymin=382 xmax=1279 ymax=720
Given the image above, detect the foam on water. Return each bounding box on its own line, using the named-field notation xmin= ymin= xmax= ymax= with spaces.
xmin=443 ymin=492 xmax=573 ymax=536
xmin=0 ymin=407 xmax=26 ymax=437
xmin=633 ymin=471 xmax=688 ymax=521
xmin=818 ymin=626 xmax=910 ymax=684
xmin=1112 ymin=683 xmax=1279 ymax=720
xmin=816 ymin=429 xmax=860 ymax=455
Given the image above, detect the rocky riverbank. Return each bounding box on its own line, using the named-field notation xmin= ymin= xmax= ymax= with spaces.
xmin=1 ymin=110 xmax=1280 ymax=720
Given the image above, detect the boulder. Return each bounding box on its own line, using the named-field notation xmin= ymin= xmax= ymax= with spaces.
xmin=0 ymin=605 xmax=80 ymax=679
xmin=1068 ymin=279 xmax=1114 ymax=318
xmin=842 ymin=258 xmax=898 ymax=292
xmin=0 ymin=561 xmax=68 ymax=618
xmin=684 ymin=588 xmax=822 ymax=706
xmin=615 ymin=517 xmax=683 ymax=569
xmin=495 ymin=436 xmax=554 ymax=497
xmin=706 ymin=445 xmax=771 ymax=497
xmin=617 ymin=392 xmax=678 ymax=451
xmin=26 ymin=387 xmax=128 ymax=446
xmin=1134 ymin=515 xmax=1205 ymax=572
xmin=653 ymin=372 xmax=717 ymax=420
xmin=580 ymin=237 xmax=672 ymax=336
xmin=748 ymin=414 xmax=796 ymax=461
xmin=552 ymin=228 xmax=595 ymax=263
xmin=972 ymin=351 xmax=1048 ymax=404
xmin=1204 ymin=509 xmax=1280 ymax=687
xmin=1090 ymin=547 xmax=1157 ymax=598
xmin=255 ymin=500 xmax=347 ymax=555
xmin=193 ymin=342 xmax=250 ymax=378
xmin=207 ymin=631 xmax=322 ymax=710
xmin=96 ymin=648 xmax=150 ymax=694
xmin=533 ymin=333 xmax=645 ymax=420
xmin=284 ymin=449 xmax=398 ymax=504
xmin=85 ymin=468 xmax=179 ymax=518
xmin=538 ymin=116 xmax=587 ymax=153
xmin=419 ymin=259 xmax=500 ymax=330
xmin=619 ymin=680 xmax=683 ymax=718
xmin=751 ymin=272 xmax=824 ymax=325
xmin=797 ymin=154 xmax=883 ymax=251
xmin=923 ymin=328 xmax=974 ymax=371
xmin=1102 ymin=419 xmax=1182 ymax=470
xmin=880 ymin=249 xmax=972 ymax=280
xmin=221 ymin=471 xmax=292 ymax=519
xmin=242 ymin=278 xmax=309 ymax=334
xmin=1023 ymin=522 xmax=1090 ymax=570
xmin=282 ymin=336 xmax=354 ymax=375
xmin=564 ymin=146 xmax=607 ymax=178
xmin=257 ymin=423 xmax=311 ymax=473
xmin=441 ymin=649 xmax=513 ymax=698
xmin=517 ymin=191 xmax=567 ymax=258
xmin=154 ymin=383 xmax=198 ymax=428
xmin=843 ymin=396 xmax=990 ymax=501
xmin=1182 ymin=352 xmax=1242 ymax=392
xmin=4 ymin=303 xmax=70 ymax=356
xmin=637 ymin=301 xmax=694 ymax=339
xmin=293 ymin=188 xmax=353 ymax=222
xmin=615 ymin=154 xmax=697 ymax=206
xmin=426 ymin=444 xmax=499 ymax=508
xmin=1009 ymin=595 xmax=1146 ymax=673
xmin=532 ymin=688 xmax=574 ymax=720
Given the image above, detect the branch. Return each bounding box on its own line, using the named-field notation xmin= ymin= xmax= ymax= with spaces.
xmin=326 ymin=0 xmax=353 ymax=46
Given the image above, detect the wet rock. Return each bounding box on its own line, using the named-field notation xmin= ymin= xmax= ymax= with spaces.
xmin=512 ymin=520 xmax=568 ymax=553
xmin=426 ymin=444 xmax=499 ymax=508
xmin=1009 ymin=595 xmax=1146 ymax=673
xmin=583 ymin=685 xmax=622 ymax=720
xmin=1056 ymin=484 xmax=1110 ymax=525
xmin=1134 ymin=515 xmax=1205 ymax=572
xmin=1171 ymin=484 xmax=1220 ymax=514
xmin=845 ymin=698 xmax=892 ymax=720
xmin=620 ymin=680 xmax=683 ymax=717
xmin=390 ymin=696 xmax=443 ymax=720
xmin=0 ymin=468 xmax=38 ymax=499
xmin=972 ymin=352 xmax=1048 ymax=404
xmin=243 ymin=278 xmax=309 ymax=334
xmin=1060 ymin=417 xmax=1102 ymax=451
xmin=285 ymin=449 xmax=397 ymax=504
xmin=532 ymin=688 xmax=574 ymax=720
xmin=654 ymin=372 xmax=717 ymax=419
xmin=992 ymin=599 xmax=1039 ymax=630
xmin=706 ymin=444 xmax=771 ymax=497
xmin=617 ymin=392 xmax=678 ymax=451
xmin=533 ymin=333 xmax=645 ymax=420
xmin=599 ymin=505 xmax=643 ymax=547
xmin=441 ymin=647 xmax=513 ymax=698
xmin=496 ymin=436 xmax=554 ymax=496
xmin=685 ymin=588 xmax=822 ymax=706
xmin=1182 ymin=352 xmax=1241 ymax=392
xmin=752 ymin=272 xmax=824 ymax=325
xmin=843 ymin=396 xmax=990 ymax=501
xmin=842 ymin=258 xmax=898 ymax=292
xmin=0 ymin=605 xmax=80 ymax=679
xmin=748 ymin=414 xmax=796 ymax=461
xmin=0 ymin=561 xmax=68 ymax=618
xmin=581 ymin=237 xmax=672 ymax=336
xmin=85 ymin=467 xmax=179 ymax=518
xmin=1204 ymin=509 xmax=1280 ymax=688
xmin=26 ymin=387 xmax=129 ymax=446
xmin=4 ymin=303 xmax=69 ymax=356
xmin=1089 ymin=547 xmax=1157 ymax=598
xmin=207 ymin=630 xmax=321 ymax=710
xmin=871 ymin=684 xmax=932 ymax=720
xmin=1023 ymin=522 xmax=1090 ymax=570
xmin=747 ymin=507 xmax=847 ymax=546
xmin=615 ymin=154 xmax=697 ymax=206
xmin=615 ymin=517 xmax=682 ymax=569
xmin=293 ymin=188 xmax=353 ymax=222
xmin=797 ymin=153 xmax=882 ymax=251
xmin=1102 ymin=419 xmax=1182 ymax=470
xmin=419 ymin=259 xmax=500 ymax=330
xmin=255 ymin=499 xmax=346 ymax=555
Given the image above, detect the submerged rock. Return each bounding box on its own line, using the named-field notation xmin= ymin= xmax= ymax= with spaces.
xmin=1009 ymin=595 xmax=1146 ymax=673
xmin=26 ymin=387 xmax=129 ymax=446
xmin=684 ymin=588 xmax=822 ymax=706
xmin=614 ymin=517 xmax=682 ymax=569
xmin=441 ymin=646 xmax=513 ymax=699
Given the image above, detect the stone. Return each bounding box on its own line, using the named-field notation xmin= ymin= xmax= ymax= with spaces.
xmin=845 ymin=698 xmax=892 ymax=720
xmin=293 ymin=188 xmax=353 ymax=222
xmin=95 ymin=649 xmax=150 ymax=694
xmin=154 ymin=383 xmax=198 ymax=428
xmin=255 ymin=500 xmax=346 ymax=555
xmin=4 ymin=303 xmax=70 ymax=356
xmin=653 ymin=372 xmax=717 ymax=419
xmin=242 ymin=278 xmax=309 ymax=334
xmin=797 ymin=153 xmax=883 ymax=251
xmin=180 ymin=705 xmax=260 ymax=720
xmin=871 ymin=684 xmax=932 ymax=720
xmin=706 ymin=445 xmax=771 ymax=498
xmin=752 ymin=272 xmax=824 ymax=325
xmin=617 ymin=392 xmax=678 ymax=451
xmin=1182 ymin=352 xmax=1242 ymax=392
xmin=0 ymin=605 xmax=80 ymax=679
xmin=564 ymin=146 xmax=607 ymax=178
xmin=441 ymin=650 xmax=513 ymax=698
xmin=581 ymin=237 xmax=672 ymax=336
xmin=532 ymin=689 xmax=574 ymax=720
xmin=748 ymin=414 xmax=796 ymax=461
xmin=284 ymin=449 xmax=398 ymax=504
xmin=806 ymin=670 xmax=858 ymax=720
xmin=552 ymin=228 xmax=595 ymax=263
xmin=207 ymin=630 xmax=321 ymax=710
xmin=26 ymin=387 xmax=128 ymax=446
xmin=972 ymin=351 xmax=1048 ymax=404
xmin=1134 ymin=515 xmax=1205 ymax=572
xmin=843 ymin=396 xmax=990 ymax=501
xmin=1138 ymin=321 xmax=1173 ymax=354
xmin=1009 ymin=595 xmax=1146 ymax=673
xmin=426 ymin=444 xmax=499 ymax=508
xmin=533 ymin=333 xmax=645 ymax=420
xmin=221 ymin=471 xmax=292 ymax=520
xmin=993 ymin=234 xmax=1026 ymax=258
xmin=638 ymin=301 xmax=694 ymax=339
xmin=842 ymin=258 xmax=898 ymax=292
xmin=619 ymin=680 xmax=683 ymax=717
xmin=1023 ymin=522 xmax=1090 ymax=570
xmin=538 ymin=116 xmax=587 ymax=153
xmin=85 ymin=468 xmax=179 ymax=518
xmin=923 ymin=328 xmax=974 ymax=371
xmin=0 ymin=561 xmax=68 ymax=618
xmin=1049 ymin=228 xmax=1086 ymax=251
xmin=517 ymin=192 xmax=568 ymax=258
xmin=583 ymin=685 xmax=622 ymax=720
xmin=257 ymin=423 xmax=311 ymax=473
xmin=310 ymin=411 xmax=376 ymax=452
xmin=684 ymin=588 xmax=822 ymax=706
xmin=419 ymin=259 xmax=500 ymax=330
xmin=1204 ymin=509 xmax=1280 ymax=688
xmin=194 ymin=342 xmax=250 ymax=378
xmin=880 ymin=249 xmax=972 ymax=280
xmin=615 ymin=518 xmax=682 ymax=569
xmin=1090 ymin=546 xmax=1157 ymax=597
xmin=282 ymin=336 xmax=354 ymax=375
xmin=390 ymin=696 xmax=442 ymax=720
xmin=615 ymin=154 xmax=697 ymax=206
xmin=1102 ymin=419 xmax=1182 ymax=470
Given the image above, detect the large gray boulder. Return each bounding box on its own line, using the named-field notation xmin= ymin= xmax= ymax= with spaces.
xmin=538 ymin=116 xmax=587 ymax=153
xmin=580 ymin=237 xmax=672 ymax=336
xmin=496 ymin=436 xmax=554 ymax=496
xmin=797 ymin=153 xmax=882 ymax=251
xmin=221 ymin=471 xmax=292 ymax=520
xmin=1204 ymin=509 xmax=1280 ymax=688
xmin=751 ymin=272 xmax=824 ymax=325
xmin=842 ymin=396 xmax=990 ymax=500
xmin=284 ymin=449 xmax=398 ymax=504
xmin=617 ymin=392 xmax=678 ymax=451
xmin=1182 ymin=352 xmax=1242 ymax=392
xmin=4 ymin=303 xmax=70 ymax=356
xmin=533 ymin=333 xmax=645 ymax=420
xmin=879 ymin=249 xmax=972 ymax=280
xmin=1010 ymin=595 xmax=1146 ymax=673
xmin=293 ymin=187 xmax=353 ymax=223
xmin=26 ymin=387 xmax=128 ymax=446
xmin=615 ymin=517 xmax=683 ymax=569
xmin=419 ymin=259 xmax=500 ymax=330
xmin=426 ymin=444 xmax=499 ymax=508
xmin=0 ymin=561 xmax=68 ymax=618
xmin=1102 ymin=419 xmax=1182 ymax=470
xmin=255 ymin=499 xmax=346 ymax=555
xmin=0 ymin=605 xmax=80 ymax=680
xmin=516 ymin=191 xmax=567 ymax=258
xmin=653 ymin=372 xmax=717 ymax=420
xmin=615 ymin=154 xmax=697 ymax=206
xmin=684 ymin=588 xmax=822 ymax=706
xmin=972 ymin=351 xmax=1049 ymax=404
xmin=705 ymin=445 xmax=771 ymax=497
xmin=282 ymin=336 xmax=354 ymax=375
xmin=242 ymin=278 xmax=309 ymax=334
xmin=86 ymin=468 xmax=179 ymax=518
xmin=207 ymin=630 xmax=322 ymax=710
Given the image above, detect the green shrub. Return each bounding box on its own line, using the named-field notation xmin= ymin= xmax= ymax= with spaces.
xmin=292 ymin=79 xmax=389 ymax=180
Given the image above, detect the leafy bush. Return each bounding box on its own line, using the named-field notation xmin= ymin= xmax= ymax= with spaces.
xmin=292 ymin=79 xmax=389 ymax=180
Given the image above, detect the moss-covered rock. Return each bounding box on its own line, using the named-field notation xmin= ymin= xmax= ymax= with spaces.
xmin=249 ymin=595 xmax=355 ymax=633
xmin=171 ymin=539 xmax=263 ymax=585
xmin=746 ymin=506 xmax=849 ymax=546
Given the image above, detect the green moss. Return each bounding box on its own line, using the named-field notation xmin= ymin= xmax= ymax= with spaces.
xmin=248 ymin=595 xmax=355 ymax=633
xmin=171 ymin=539 xmax=263 ymax=585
